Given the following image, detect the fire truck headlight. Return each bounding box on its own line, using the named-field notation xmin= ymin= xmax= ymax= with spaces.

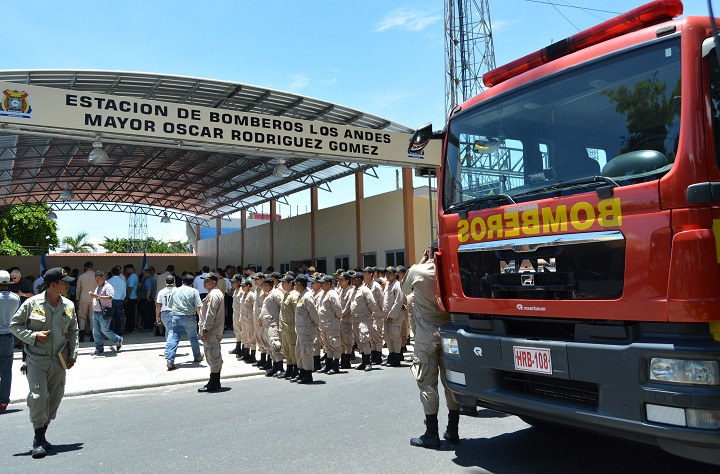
xmin=442 ymin=337 xmax=459 ymax=356
xmin=649 ymin=358 xmax=718 ymax=385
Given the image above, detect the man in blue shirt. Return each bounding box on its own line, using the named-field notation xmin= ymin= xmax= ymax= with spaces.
xmin=123 ymin=264 xmax=139 ymax=333
xmin=107 ymin=267 xmax=126 ymax=336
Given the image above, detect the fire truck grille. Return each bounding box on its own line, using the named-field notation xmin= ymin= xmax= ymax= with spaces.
xmin=501 ymin=371 xmax=599 ymax=406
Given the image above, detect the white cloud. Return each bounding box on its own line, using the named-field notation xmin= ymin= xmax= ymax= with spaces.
xmin=375 ymin=8 xmax=442 ymax=33
xmin=491 ymin=19 xmax=517 ymax=34
xmin=288 ymin=73 xmax=310 ymax=91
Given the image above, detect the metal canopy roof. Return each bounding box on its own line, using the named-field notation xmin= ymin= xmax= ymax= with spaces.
xmin=0 ymin=70 xmax=412 ymax=224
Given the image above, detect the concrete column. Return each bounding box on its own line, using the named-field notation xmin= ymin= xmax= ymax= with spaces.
xmin=311 ymin=187 xmax=318 ymax=263
xmin=215 ymin=217 xmax=221 ymax=269
xmin=355 ymin=171 xmax=364 ymax=268
xmin=269 ymin=200 xmax=276 ymax=268
xmin=240 ymin=210 xmax=246 ymax=268
xmin=402 ymin=168 xmax=416 ymax=265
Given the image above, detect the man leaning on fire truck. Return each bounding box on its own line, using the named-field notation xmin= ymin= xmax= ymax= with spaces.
xmin=401 ymin=242 xmax=461 ymax=449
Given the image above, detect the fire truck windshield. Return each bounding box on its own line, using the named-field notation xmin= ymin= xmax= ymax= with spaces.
xmin=443 ymin=37 xmax=682 ymax=212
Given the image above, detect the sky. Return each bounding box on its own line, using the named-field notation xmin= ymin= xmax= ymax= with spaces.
xmin=1 ymin=0 xmax=713 ymax=253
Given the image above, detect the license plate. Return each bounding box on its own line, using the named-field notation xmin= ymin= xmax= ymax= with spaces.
xmin=513 ymin=346 xmax=553 ymax=375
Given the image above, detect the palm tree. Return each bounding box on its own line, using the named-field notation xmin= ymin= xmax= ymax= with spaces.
xmin=61 ymin=232 xmax=97 ymax=253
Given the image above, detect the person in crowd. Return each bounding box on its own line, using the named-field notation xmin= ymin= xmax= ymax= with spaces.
xmin=9 ymin=269 xmax=34 ymax=303
xmin=292 ymin=275 xmax=320 ymax=384
xmin=337 ymin=271 xmax=355 ymax=369
xmin=317 ymin=275 xmax=343 ymax=374
xmin=258 ymin=277 xmax=284 ymax=377
xmin=229 ymin=275 xmax=244 ymax=356
xmin=75 ymin=261 xmax=95 ymax=343
xmin=364 ymin=266 xmax=385 ymax=365
xmin=383 ymin=266 xmax=405 ymax=367
xmin=33 ymin=270 xmax=46 ymax=295
xmin=0 ymin=270 xmax=21 ymax=412
xmin=239 ymin=279 xmax=257 ymax=363
xmin=251 ymin=272 xmax=269 ymax=369
xmin=155 ymin=275 xmax=177 ymax=359
xmin=124 ymin=264 xmax=139 ymax=334
xmin=90 ymin=271 xmax=123 ymax=355
xmin=166 ymin=274 xmax=203 ymax=371
xmin=349 ymin=270 xmax=378 ymax=371
xmin=278 ymin=274 xmax=299 ymax=379
xmin=106 ymin=267 xmax=126 ymax=336
xmin=193 ymin=266 xmax=209 ymax=300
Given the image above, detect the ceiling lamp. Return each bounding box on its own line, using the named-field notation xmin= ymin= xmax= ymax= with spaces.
xmin=160 ymin=212 xmax=171 ymax=224
xmin=88 ymin=140 xmax=109 ymax=165
xmin=46 ymin=209 xmax=58 ymax=221
xmin=272 ymin=158 xmax=291 ymax=178
xmin=59 ymin=184 xmax=74 ymax=201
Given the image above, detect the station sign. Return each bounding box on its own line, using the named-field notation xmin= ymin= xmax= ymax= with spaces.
xmin=0 ymin=81 xmax=440 ymax=167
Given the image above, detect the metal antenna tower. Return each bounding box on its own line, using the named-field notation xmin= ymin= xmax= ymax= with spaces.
xmin=445 ymin=0 xmax=497 ymax=115
xmin=128 ymin=210 xmax=148 ymax=253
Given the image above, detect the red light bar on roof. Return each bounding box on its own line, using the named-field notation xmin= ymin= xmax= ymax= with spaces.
xmin=482 ymin=0 xmax=684 ymax=88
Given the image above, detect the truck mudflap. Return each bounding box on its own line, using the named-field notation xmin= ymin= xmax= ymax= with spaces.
xmin=439 ymin=322 xmax=720 ymax=466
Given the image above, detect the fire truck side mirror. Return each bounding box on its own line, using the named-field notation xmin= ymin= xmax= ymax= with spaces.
xmin=408 ymin=123 xmax=434 ymax=154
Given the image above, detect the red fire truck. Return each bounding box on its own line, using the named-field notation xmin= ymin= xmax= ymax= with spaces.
xmin=410 ymin=0 xmax=719 ymax=465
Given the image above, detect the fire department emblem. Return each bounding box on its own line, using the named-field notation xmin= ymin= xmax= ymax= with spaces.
xmin=0 ymin=89 xmax=33 ymax=118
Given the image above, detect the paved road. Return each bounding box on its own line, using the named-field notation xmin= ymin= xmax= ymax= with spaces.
xmin=3 ymin=363 xmax=716 ymax=473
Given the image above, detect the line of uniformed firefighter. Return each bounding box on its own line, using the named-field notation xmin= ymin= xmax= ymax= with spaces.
xmin=228 ymin=266 xmax=411 ymax=385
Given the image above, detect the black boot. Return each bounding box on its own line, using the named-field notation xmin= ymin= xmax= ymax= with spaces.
xmin=246 ymin=349 xmax=256 ymax=364
xmin=372 ymin=350 xmax=382 ymax=365
xmin=291 ymin=368 xmax=304 ymax=382
xmin=382 ymin=352 xmax=392 ymax=366
xmin=340 ymin=353 xmax=351 ymax=369
xmin=261 ymin=356 xmax=273 ymax=370
xmin=255 ymin=352 xmax=266 ymax=367
xmin=79 ymin=332 xmax=85 ymax=343
xmin=87 ymin=332 xmax=94 ymax=343
xmin=297 ymin=369 xmax=314 ymax=384
xmin=265 ymin=361 xmax=279 ymax=377
xmin=330 ymin=358 xmax=340 ymax=374
xmin=275 ymin=361 xmax=286 ymax=378
xmin=410 ymin=414 xmax=441 ymax=449
xmin=444 ymin=409 xmax=460 ymax=444
xmin=198 ymin=372 xmax=220 ymax=393
xmin=389 ymin=352 xmax=401 ymax=367
xmin=284 ymin=364 xmax=296 ymax=379
xmin=32 ymin=429 xmax=46 ymax=459
xmin=320 ymin=357 xmax=332 ymax=374
xmin=229 ymin=341 xmax=241 ymax=354
xmin=313 ymin=355 xmax=322 ymax=372
xmin=355 ymin=353 xmax=368 ymax=371
xmin=364 ymin=353 xmax=373 ymax=372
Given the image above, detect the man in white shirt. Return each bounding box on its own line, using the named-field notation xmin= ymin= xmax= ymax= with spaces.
xmin=193 ymin=266 xmax=209 ymax=300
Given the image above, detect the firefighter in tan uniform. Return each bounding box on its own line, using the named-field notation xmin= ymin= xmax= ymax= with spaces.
xmin=10 ymin=267 xmax=78 ymax=458
xmin=251 ymin=273 xmax=269 ymax=369
xmin=349 ymin=271 xmax=378 ymax=371
xmin=198 ymin=273 xmax=225 ymax=393
xmin=383 ymin=266 xmax=405 ymax=367
xmin=278 ymin=275 xmax=299 ymax=379
xmin=317 ymin=275 xmax=343 ymax=374
xmin=259 ymin=277 xmax=284 ymax=377
xmin=337 ymin=272 xmax=355 ymax=369
xmin=310 ymin=274 xmax=324 ymax=372
xmin=75 ymin=261 xmax=96 ymax=342
xmin=364 ymin=267 xmax=385 ymax=365
xmin=292 ymin=275 xmax=320 ymax=384
xmin=229 ymin=275 xmax=244 ymax=356
xmin=401 ymin=247 xmax=461 ymax=449
xmin=239 ymin=280 xmax=257 ymax=363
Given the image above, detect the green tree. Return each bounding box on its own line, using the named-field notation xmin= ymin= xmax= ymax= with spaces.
xmin=61 ymin=231 xmax=97 ymax=253
xmin=0 ymin=203 xmax=59 ymax=254
xmin=0 ymin=238 xmax=31 ymax=256
xmin=101 ymin=236 xmax=192 ymax=254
